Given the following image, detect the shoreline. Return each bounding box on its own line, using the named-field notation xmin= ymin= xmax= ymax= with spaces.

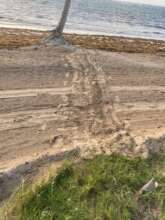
xmin=0 ymin=27 xmax=165 ymax=53
xmin=1 ymin=23 xmax=165 ymax=41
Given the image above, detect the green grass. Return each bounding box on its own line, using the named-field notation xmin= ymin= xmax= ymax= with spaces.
xmin=4 ymin=154 xmax=165 ymax=220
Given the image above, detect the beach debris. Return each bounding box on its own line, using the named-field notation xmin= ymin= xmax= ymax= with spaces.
xmin=50 ymin=135 xmax=64 ymax=146
xmin=139 ymin=178 xmax=159 ymax=195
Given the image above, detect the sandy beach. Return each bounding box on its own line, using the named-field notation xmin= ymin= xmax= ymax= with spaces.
xmin=0 ymin=27 xmax=165 ymax=203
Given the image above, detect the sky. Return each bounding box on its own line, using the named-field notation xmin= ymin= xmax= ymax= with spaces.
xmin=117 ymin=0 xmax=165 ymax=7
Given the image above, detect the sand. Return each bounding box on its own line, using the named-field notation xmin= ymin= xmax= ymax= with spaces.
xmin=0 ymin=27 xmax=165 ymax=204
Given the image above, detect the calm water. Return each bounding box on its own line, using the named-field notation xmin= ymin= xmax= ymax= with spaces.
xmin=0 ymin=0 xmax=165 ymax=40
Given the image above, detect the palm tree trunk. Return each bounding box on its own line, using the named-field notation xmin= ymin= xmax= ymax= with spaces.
xmin=53 ymin=0 xmax=71 ymax=37
xmin=43 ymin=0 xmax=72 ymax=45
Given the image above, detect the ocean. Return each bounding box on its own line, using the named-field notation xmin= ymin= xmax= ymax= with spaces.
xmin=0 ymin=0 xmax=165 ymax=40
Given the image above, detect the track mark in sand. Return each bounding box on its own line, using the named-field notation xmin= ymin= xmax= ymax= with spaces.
xmin=110 ymin=86 xmax=165 ymax=92
xmin=0 ymin=87 xmax=73 ymax=99
xmin=116 ymin=102 xmax=165 ymax=112
xmin=0 ymin=108 xmax=70 ymax=131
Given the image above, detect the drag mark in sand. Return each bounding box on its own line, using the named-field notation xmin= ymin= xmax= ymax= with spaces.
xmin=0 ymin=87 xmax=73 ymax=99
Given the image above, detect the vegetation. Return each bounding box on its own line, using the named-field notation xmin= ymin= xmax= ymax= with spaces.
xmin=3 ymin=154 xmax=165 ymax=220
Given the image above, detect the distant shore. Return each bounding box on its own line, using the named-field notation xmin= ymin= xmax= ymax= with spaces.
xmin=0 ymin=27 xmax=165 ymax=54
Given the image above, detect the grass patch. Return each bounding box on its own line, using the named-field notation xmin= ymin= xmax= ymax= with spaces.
xmin=3 ymin=154 xmax=165 ymax=220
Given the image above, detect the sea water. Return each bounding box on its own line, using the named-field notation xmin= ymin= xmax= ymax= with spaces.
xmin=0 ymin=0 xmax=165 ymax=40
